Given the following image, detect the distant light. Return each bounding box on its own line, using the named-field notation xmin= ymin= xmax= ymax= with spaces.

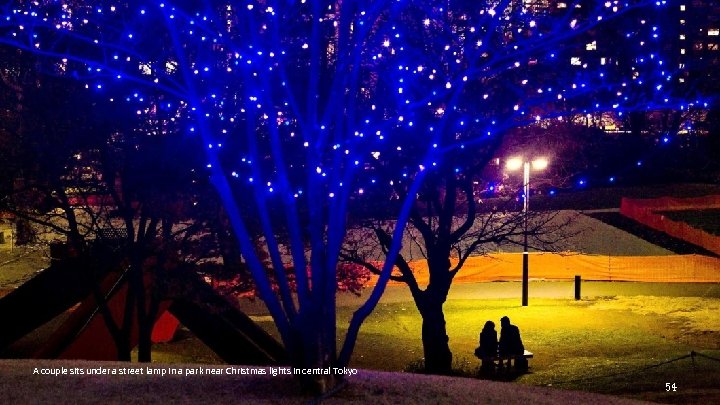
xmin=506 ymin=157 xmax=523 ymax=171
xmin=532 ymin=158 xmax=548 ymax=171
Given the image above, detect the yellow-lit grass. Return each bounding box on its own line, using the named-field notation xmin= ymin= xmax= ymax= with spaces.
xmin=151 ymin=287 xmax=720 ymax=401
xmin=340 ymin=296 xmax=720 ymax=401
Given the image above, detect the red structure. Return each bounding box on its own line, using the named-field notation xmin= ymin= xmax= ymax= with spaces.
xmin=0 ymin=259 xmax=285 ymax=365
xmin=620 ymin=195 xmax=720 ymax=256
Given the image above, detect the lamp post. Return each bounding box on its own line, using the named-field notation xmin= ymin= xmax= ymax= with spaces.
xmin=506 ymin=157 xmax=548 ymax=306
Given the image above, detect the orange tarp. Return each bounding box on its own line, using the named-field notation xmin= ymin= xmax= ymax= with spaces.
xmin=369 ymin=253 xmax=720 ymax=285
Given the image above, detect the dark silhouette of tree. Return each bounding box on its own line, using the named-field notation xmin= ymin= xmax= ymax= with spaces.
xmin=0 ymin=49 xmax=210 ymax=361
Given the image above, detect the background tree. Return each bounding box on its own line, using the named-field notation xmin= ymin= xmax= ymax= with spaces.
xmin=498 ymin=122 xmax=610 ymax=188
xmin=0 ymin=46 xmax=215 ymax=361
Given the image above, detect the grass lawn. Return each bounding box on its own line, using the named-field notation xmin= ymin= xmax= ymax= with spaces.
xmin=0 ymin=245 xmax=50 ymax=290
xmin=5 ymin=190 xmax=720 ymax=403
xmin=205 ymin=283 xmax=720 ymax=404
xmin=347 ymin=296 xmax=720 ymax=401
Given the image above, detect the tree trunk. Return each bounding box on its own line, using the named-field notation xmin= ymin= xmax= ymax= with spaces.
xmin=287 ymin=311 xmax=342 ymax=395
xmin=137 ymin=316 xmax=152 ymax=362
xmin=419 ymin=296 xmax=452 ymax=374
xmin=116 ymin=339 xmax=132 ymax=362
xmin=137 ymin=270 xmax=162 ymax=363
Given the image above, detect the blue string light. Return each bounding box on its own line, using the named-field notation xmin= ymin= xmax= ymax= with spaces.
xmin=0 ymin=0 xmax=706 ymax=200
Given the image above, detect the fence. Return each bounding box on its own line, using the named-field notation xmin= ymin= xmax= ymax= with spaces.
xmin=620 ymin=195 xmax=720 ymax=256
xmin=370 ymin=252 xmax=720 ymax=285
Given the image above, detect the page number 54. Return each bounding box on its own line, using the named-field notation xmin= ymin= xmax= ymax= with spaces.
xmin=665 ymin=383 xmax=677 ymax=392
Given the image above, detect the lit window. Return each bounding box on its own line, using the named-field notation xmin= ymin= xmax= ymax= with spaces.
xmin=139 ymin=63 xmax=152 ymax=75
xmin=680 ymin=5 xmax=686 ymax=11
xmin=680 ymin=34 xmax=686 ymax=40
xmin=165 ymin=61 xmax=177 ymax=74
xmin=709 ymin=28 xmax=720 ymax=36
xmin=586 ymin=41 xmax=597 ymax=51
xmin=571 ymin=57 xmax=582 ymax=66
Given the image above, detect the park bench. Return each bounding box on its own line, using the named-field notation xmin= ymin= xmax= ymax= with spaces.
xmin=476 ymin=350 xmax=533 ymax=372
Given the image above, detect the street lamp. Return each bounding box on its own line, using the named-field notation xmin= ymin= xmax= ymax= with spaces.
xmin=506 ymin=157 xmax=548 ymax=306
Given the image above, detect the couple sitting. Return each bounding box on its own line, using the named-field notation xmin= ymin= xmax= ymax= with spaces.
xmin=475 ymin=316 xmax=527 ymax=373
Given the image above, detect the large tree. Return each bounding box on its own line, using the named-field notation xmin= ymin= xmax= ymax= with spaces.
xmin=0 ymin=0 xmax=695 ymax=392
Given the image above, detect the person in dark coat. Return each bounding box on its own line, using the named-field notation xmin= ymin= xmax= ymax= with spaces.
xmin=475 ymin=321 xmax=498 ymax=373
xmin=498 ymin=316 xmax=526 ymax=370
